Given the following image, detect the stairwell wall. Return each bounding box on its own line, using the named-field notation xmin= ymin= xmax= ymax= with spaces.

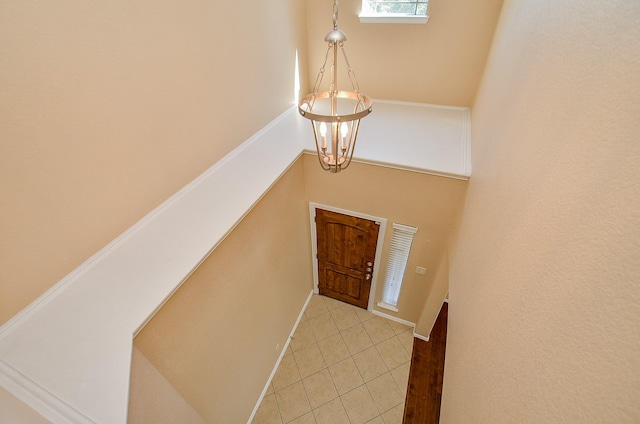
xmin=0 ymin=0 xmax=309 ymax=325
xmin=443 ymin=1 xmax=640 ymax=422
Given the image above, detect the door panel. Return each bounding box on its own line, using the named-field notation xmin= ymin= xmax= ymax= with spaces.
xmin=325 ymin=268 xmax=362 ymax=299
xmin=316 ymin=208 xmax=380 ymax=309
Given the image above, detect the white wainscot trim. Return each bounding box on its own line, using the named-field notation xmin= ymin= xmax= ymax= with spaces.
xmin=0 ymin=100 xmax=470 ymax=423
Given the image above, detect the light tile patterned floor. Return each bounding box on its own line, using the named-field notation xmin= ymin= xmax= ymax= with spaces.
xmin=252 ymin=294 xmax=414 ymax=424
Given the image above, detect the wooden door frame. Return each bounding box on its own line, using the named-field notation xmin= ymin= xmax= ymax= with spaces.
xmin=309 ymin=203 xmax=387 ymax=312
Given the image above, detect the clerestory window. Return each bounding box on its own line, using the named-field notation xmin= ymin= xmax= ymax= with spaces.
xmin=359 ymin=0 xmax=430 ymax=24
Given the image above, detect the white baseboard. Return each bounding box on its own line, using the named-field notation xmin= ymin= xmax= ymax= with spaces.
xmin=247 ymin=290 xmax=314 ymax=424
xmin=370 ymin=308 xmax=429 ymax=342
xmin=370 ymin=308 xmax=415 ymax=329
xmin=413 ymin=333 xmax=430 ymax=342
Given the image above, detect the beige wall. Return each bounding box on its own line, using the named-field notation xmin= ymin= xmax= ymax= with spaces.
xmin=443 ymin=1 xmax=640 ymax=422
xmin=302 ymin=155 xmax=467 ymax=325
xmin=304 ymin=0 xmax=503 ymax=106
xmin=0 ymin=0 xmax=309 ymax=325
xmin=0 ymin=387 xmax=50 ymax=424
xmin=132 ymin=159 xmax=313 ymax=423
xmin=128 ymin=346 xmax=206 ymax=424
xmin=414 ymin=251 xmax=448 ymax=338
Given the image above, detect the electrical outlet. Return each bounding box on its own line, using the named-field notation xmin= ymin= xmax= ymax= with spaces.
xmin=415 ymin=266 xmax=427 ymax=275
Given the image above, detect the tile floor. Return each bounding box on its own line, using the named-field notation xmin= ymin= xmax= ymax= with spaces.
xmin=252 ymin=294 xmax=414 ymax=424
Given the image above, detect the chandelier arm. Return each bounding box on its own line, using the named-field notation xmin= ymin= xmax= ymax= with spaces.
xmin=340 ymin=45 xmax=361 ymax=93
xmin=341 ymin=119 xmax=361 ymax=171
xmin=312 ymin=45 xmax=333 ymax=95
xmin=311 ymin=121 xmax=331 ymax=171
xmin=332 ymin=121 xmax=339 ymax=171
xmin=317 ymin=150 xmax=331 ymax=171
xmin=352 ymin=97 xmax=365 ymax=114
xmin=331 ymin=39 xmax=338 ymax=117
xmin=305 ymin=44 xmax=335 ymax=113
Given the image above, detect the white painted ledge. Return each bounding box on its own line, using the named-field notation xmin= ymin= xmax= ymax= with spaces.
xmin=302 ymin=100 xmax=471 ymax=179
xmin=0 ymin=101 xmax=470 ymax=423
xmin=359 ymin=100 xmax=471 ymax=178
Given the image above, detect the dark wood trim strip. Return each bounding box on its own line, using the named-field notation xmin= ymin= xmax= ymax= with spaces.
xmin=403 ymin=302 xmax=448 ymax=424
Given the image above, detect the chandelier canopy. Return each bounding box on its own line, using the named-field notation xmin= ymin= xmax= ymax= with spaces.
xmin=298 ymin=0 xmax=372 ymax=173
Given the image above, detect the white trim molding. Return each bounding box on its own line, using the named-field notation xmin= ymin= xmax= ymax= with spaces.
xmin=247 ymin=290 xmax=314 ymax=424
xmin=0 ymin=359 xmax=94 ymax=423
xmin=377 ymin=302 xmax=399 ymax=312
xmin=414 ymin=332 xmax=430 ymax=342
xmin=359 ymin=15 xmax=429 ymax=24
xmin=370 ymin=308 xmax=415 ymax=329
xmin=372 ymin=307 xmax=429 ymax=341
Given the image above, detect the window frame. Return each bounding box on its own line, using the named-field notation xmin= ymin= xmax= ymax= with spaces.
xmin=359 ymin=0 xmax=430 ymax=24
xmin=378 ymin=223 xmax=418 ymax=312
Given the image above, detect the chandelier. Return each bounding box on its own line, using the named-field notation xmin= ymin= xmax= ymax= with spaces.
xmin=298 ymin=0 xmax=373 ymax=173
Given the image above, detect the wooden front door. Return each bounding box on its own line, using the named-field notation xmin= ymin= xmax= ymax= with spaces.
xmin=315 ymin=208 xmax=380 ymax=309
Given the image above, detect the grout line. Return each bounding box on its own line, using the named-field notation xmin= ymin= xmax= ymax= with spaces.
xmin=267 ymin=294 xmax=412 ymax=424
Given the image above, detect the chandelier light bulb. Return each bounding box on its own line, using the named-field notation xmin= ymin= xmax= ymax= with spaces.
xmin=340 ymin=122 xmax=348 ymax=149
xmin=320 ymin=122 xmax=328 ymax=150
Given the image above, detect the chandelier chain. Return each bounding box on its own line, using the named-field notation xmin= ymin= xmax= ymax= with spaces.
xmin=333 ymin=0 xmax=339 ymax=30
xmin=340 ymin=46 xmax=361 ymax=94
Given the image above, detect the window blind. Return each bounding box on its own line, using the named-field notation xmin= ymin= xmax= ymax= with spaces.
xmin=380 ymin=223 xmax=417 ymax=308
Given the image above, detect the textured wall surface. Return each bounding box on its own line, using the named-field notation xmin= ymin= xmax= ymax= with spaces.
xmin=0 ymin=0 xmax=308 ymax=325
xmin=128 ymin=347 xmax=206 ymax=424
xmin=443 ymin=1 xmax=640 ymax=422
xmin=0 ymin=386 xmax=49 ymax=424
xmin=305 ymin=0 xmax=503 ymax=106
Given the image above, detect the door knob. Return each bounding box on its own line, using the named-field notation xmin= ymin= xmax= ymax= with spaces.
xmin=366 ymin=274 xmax=371 ymax=280
xmin=367 ymin=261 xmax=372 ymax=266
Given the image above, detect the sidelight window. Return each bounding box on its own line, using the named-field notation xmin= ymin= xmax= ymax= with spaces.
xmin=378 ymin=223 xmax=417 ymax=311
